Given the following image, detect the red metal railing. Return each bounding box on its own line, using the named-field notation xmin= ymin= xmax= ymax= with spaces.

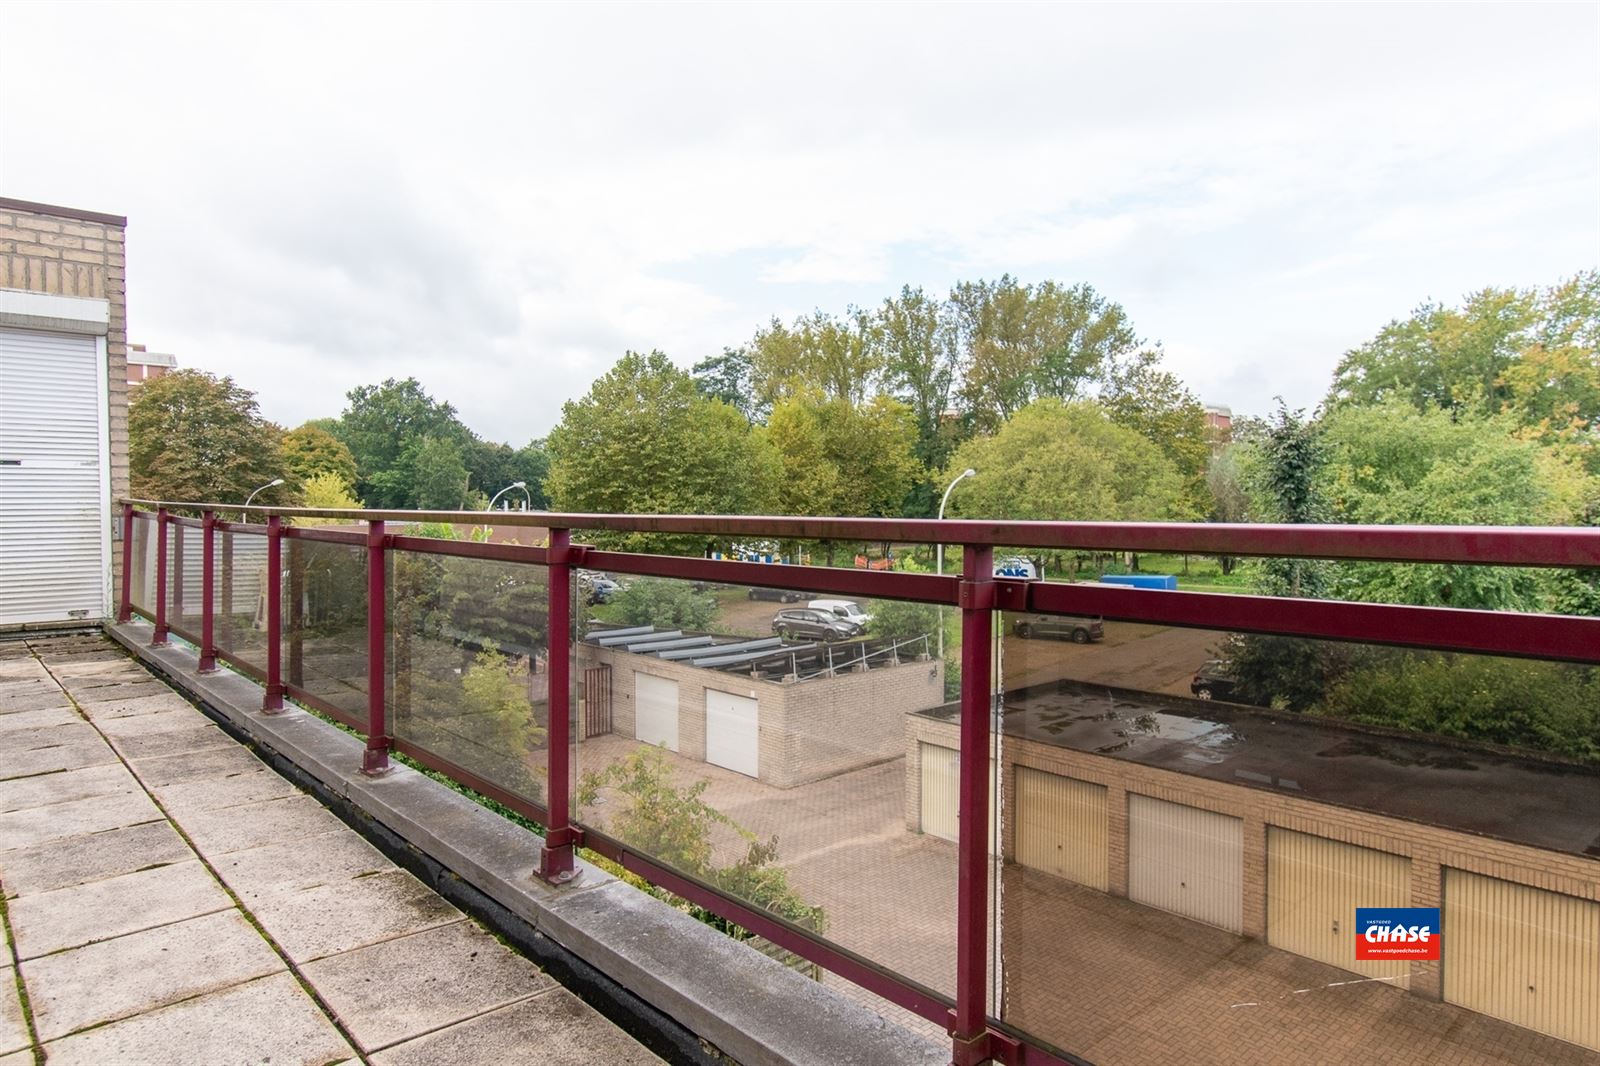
xmin=117 ymin=501 xmax=1600 ymax=1066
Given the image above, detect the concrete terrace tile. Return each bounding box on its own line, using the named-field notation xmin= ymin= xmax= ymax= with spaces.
xmin=0 ymin=820 xmax=191 ymax=897
xmin=0 ymin=685 xmax=68 ymax=714
xmin=42 ymin=971 xmax=355 ymax=1066
xmin=250 ymin=869 xmax=463 ymax=964
xmin=301 ymin=919 xmax=553 ymax=1053
xmin=0 ymin=737 xmax=118 ymax=780
xmin=371 ymin=988 xmax=663 ymax=1066
xmin=211 ymin=829 xmax=390 ymax=904
xmin=50 ymin=658 xmax=141 ymax=678
xmin=152 ymin=767 xmax=302 ymax=815
xmin=125 ymin=743 xmax=267 ymax=787
xmin=0 ymin=788 xmax=160 ymax=852
xmin=110 ymin=722 xmax=239 ymax=762
xmin=0 ymin=762 xmax=137 ymax=814
xmin=0 ymin=964 xmax=27 ymax=1056
xmin=177 ymin=793 xmax=347 ymax=858
xmin=21 ymin=910 xmax=285 ymax=1042
xmin=0 ymin=722 xmax=100 ymax=754
xmin=0 ymin=706 xmax=79 ymax=735
xmin=0 ymin=659 xmax=48 ymax=681
xmin=74 ymin=692 xmax=193 ymax=720
xmin=61 ymin=680 xmax=170 ymax=703
xmin=8 ymin=859 xmax=232 ymax=960
xmin=93 ymin=707 xmax=212 ymax=738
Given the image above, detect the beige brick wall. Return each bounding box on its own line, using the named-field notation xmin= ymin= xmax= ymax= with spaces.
xmin=904 ymin=713 xmax=1600 ymax=1000
xmin=580 ymin=642 xmax=943 ymax=788
xmin=0 ymin=198 xmax=129 ymax=606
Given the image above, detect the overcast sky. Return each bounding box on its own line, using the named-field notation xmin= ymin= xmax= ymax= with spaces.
xmin=3 ymin=2 xmax=1596 ymax=444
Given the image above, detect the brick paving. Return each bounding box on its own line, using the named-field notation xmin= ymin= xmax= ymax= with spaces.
xmin=0 ymin=634 xmax=658 ymax=1066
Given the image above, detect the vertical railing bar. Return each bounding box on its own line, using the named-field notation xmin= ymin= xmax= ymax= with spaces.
xmin=264 ymin=515 xmax=284 ymax=713
xmin=198 ymin=509 xmax=218 ymax=673
xmin=362 ymin=519 xmax=390 ymax=774
xmin=172 ymin=512 xmax=186 ymax=622
xmin=152 ymin=506 xmax=170 ymax=646
xmin=117 ymin=503 xmax=134 ymax=623
xmin=952 ymin=542 xmax=994 ymax=1065
xmin=540 ymin=528 xmax=576 ymax=883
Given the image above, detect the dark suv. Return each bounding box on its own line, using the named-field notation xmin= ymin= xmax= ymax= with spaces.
xmin=1011 ymin=615 xmax=1104 ymax=644
xmin=771 ymin=608 xmax=861 ymax=643
xmin=1190 ymin=660 xmax=1237 ymax=701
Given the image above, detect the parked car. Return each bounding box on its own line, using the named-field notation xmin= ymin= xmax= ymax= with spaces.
xmin=771 ymin=608 xmax=861 ymax=643
xmin=748 ymin=587 xmax=805 ymax=603
xmin=1011 ymin=614 xmax=1103 ymax=644
xmin=808 ymin=598 xmax=873 ymax=626
xmin=1190 ymin=660 xmax=1237 ymax=701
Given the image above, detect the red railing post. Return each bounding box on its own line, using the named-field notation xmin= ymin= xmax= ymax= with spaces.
xmin=198 ymin=509 xmax=218 ymax=672
xmin=539 ymin=527 xmax=576 ymax=883
xmin=152 ymin=507 xmax=170 ymax=646
xmin=264 ymin=515 xmax=284 ymax=713
xmin=117 ymin=503 xmax=134 ymax=623
xmin=953 ymin=542 xmax=995 ymax=1066
xmin=362 ymin=519 xmax=390 ymax=775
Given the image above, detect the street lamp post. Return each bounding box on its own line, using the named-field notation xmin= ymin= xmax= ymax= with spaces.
xmin=935 ymin=468 xmax=976 ymax=658
xmin=244 ymin=478 xmax=285 ymax=508
xmin=486 ymin=481 xmax=530 ymax=512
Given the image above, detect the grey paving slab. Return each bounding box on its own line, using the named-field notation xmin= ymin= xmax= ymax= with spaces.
xmin=22 ymin=910 xmax=284 ymax=1041
xmin=371 ymin=988 xmax=662 ymax=1066
xmin=0 ymin=706 xmax=79 ymax=735
xmin=0 ymin=962 xmax=27 ymax=1056
xmin=42 ymin=971 xmax=355 ymax=1066
xmin=110 ymin=722 xmax=239 ymax=762
xmin=0 ymin=721 xmax=100 ymax=754
xmin=8 ymin=859 xmax=232 ymax=960
xmin=0 ymin=762 xmax=136 ymax=814
xmin=250 ymin=869 xmax=462 ymax=964
xmin=0 ymin=820 xmax=191 ymax=897
xmin=94 ymin=706 xmax=213 ymax=738
xmin=0 ymin=739 xmax=117 ymax=781
xmin=0 ymin=1050 xmax=29 ymax=1066
xmin=212 ymin=830 xmax=389 ymax=904
xmin=302 ymin=918 xmax=554 ymax=1053
xmin=0 ymin=788 xmax=160 ymax=851
xmin=75 ymin=692 xmax=193 ymax=720
xmin=51 ymin=659 xmax=143 ymax=678
xmin=177 ymin=793 xmax=347 ymax=858
xmin=65 ymin=680 xmax=170 ymax=703
xmin=0 ymin=659 xmax=48 ymax=681
xmin=0 ymin=685 xmax=67 ymax=714
xmin=126 ymin=744 xmax=268 ymax=787
xmin=153 ymin=767 xmax=302 ymax=815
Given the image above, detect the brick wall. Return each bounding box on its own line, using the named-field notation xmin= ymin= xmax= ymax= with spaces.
xmin=0 ymin=197 xmax=129 ymax=601
xmin=580 ymin=642 xmax=943 ymax=788
xmin=905 ymin=712 xmax=1600 ymax=1003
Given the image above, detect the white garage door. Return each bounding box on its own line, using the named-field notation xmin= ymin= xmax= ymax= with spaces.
xmin=1128 ymin=795 xmax=1243 ymax=933
xmin=0 ymin=328 xmax=109 ymax=626
xmin=918 ymin=743 xmax=997 ymax=853
xmin=1267 ymin=828 xmax=1411 ymax=985
xmin=1445 ymin=869 xmax=1600 ymax=1051
xmin=633 ymin=672 xmax=679 ymax=751
xmin=1014 ymin=766 xmax=1108 ymax=891
xmin=705 ymin=689 xmax=758 ymax=778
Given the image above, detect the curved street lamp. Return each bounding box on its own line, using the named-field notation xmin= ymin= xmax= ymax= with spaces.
xmin=486 ymin=481 xmax=531 ymax=512
xmin=244 ymin=478 xmax=285 ymax=507
xmin=935 ymin=468 xmax=976 ymax=658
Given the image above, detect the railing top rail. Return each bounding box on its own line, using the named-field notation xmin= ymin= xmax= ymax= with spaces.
xmin=121 ymin=499 xmax=1600 ymax=568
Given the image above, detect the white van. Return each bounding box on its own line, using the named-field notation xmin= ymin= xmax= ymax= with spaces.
xmin=808 ymin=599 xmax=873 ymax=627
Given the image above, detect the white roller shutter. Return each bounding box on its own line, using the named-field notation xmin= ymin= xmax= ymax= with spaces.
xmin=1128 ymin=795 xmax=1243 ymax=933
xmin=633 ymin=672 xmax=679 ymax=752
xmin=1014 ymin=767 xmax=1108 ymax=891
xmin=705 ymin=689 xmax=759 ymax=777
xmin=1266 ymin=828 xmax=1411 ymax=985
xmin=0 ymin=328 xmax=109 ymax=625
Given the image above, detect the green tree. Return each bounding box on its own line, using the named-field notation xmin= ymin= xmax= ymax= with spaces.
xmin=747 ymin=309 xmax=883 ymax=408
xmin=941 ymin=399 xmax=1186 ymax=522
xmin=692 ymin=347 xmax=764 ymax=423
xmin=129 ymin=369 xmax=288 ymax=505
xmin=281 ymin=423 xmax=357 ymax=493
xmin=609 ymin=578 xmax=717 ymax=630
xmin=468 ymin=437 xmax=550 ymax=509
xmin=298 ymin=471 xmax=362 ymax=516
xmin=334 ymin=377 xmax=470 ymax=507
xmin=1205 ymin=446 xmax=1250 ymax=575
xmin=408 ymin=435 xmax=470 ymax=510
xmin=546 ymin=351 xmax=779 ymax=549
xmin=1098 ymin=349 xmax=1211 ymax=518
xmin=951 ymin=277 xmax=1138 ymax=432
xmin=878 ymin=285 xmax=959 ymax=481
xmin=865 ymin=599 xmax=940 ymax=642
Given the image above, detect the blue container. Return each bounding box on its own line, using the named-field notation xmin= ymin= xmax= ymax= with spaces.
xmin=1099 ymin=574 xmax=1178 ymax=590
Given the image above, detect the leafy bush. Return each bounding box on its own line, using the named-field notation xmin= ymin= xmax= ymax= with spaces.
xmin=611 ymin=578 xmax=716 ymax=630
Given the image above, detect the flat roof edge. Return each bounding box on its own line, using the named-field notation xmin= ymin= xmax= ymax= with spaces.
xmin=0 ymin=196 xmax=127 ymax=228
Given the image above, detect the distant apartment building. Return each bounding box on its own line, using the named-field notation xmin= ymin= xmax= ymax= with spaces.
xmin=1204 ymin=402 xmax=1233 ymax=439
xmin=0 ymin=196 xmax=130 ymax=629
xmin=127 ymin=343 xmax=176 ymax=386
